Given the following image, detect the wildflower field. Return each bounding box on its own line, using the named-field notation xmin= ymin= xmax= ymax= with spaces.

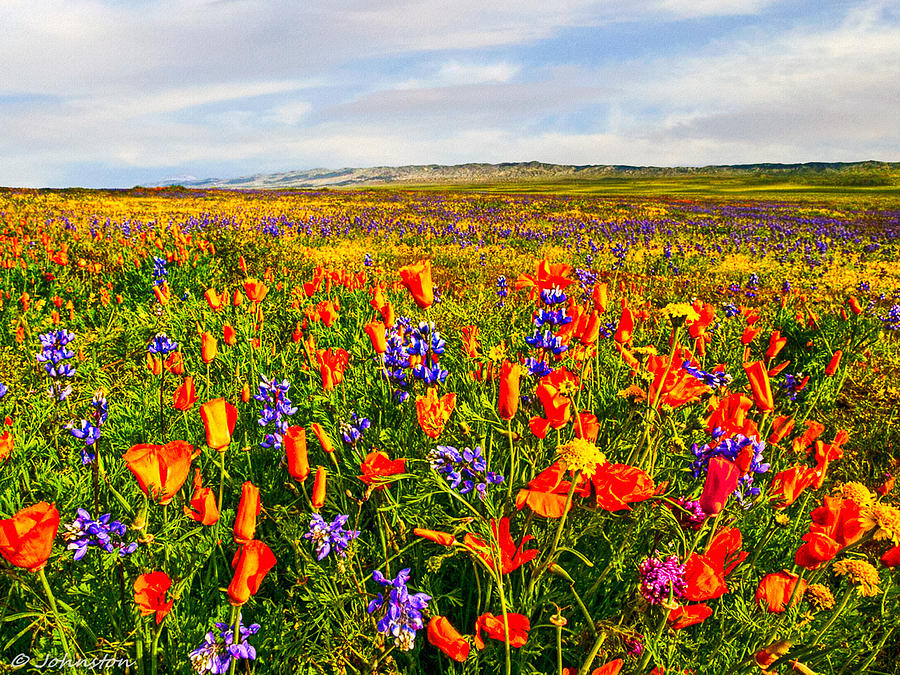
xmin=1 ymin=185 xmax=900 ymax=674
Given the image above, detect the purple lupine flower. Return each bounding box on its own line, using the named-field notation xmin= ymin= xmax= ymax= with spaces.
xmin=638 ymin=554 xmax=687 ymax=605
xmin=681 ymin=360 xmax=733 ymax=389
xmin=254 ymin=374 xmax=297 ymax=450
xmin=303 ymin=513 xmax=360 ymax=561
xmin=691 ymin=431 xmax=769 ymax=504
xmin=340 ymin=413 xmax=370 ymax=446
xmin=147 ymin=333 xmax=178 ymax=355
xmin=427 ymin=445 xmax=504 ymax=500
xmin=189 ymin=620 xmax=260 ymax=674
xmin=63 ymin=509 xmax=138 ymax=561
xmin=366 ymin=568 xmax=430 ymax=651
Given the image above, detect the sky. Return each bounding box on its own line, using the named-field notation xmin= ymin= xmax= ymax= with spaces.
xmin=0 ymin=0 xmax=898 ymax=187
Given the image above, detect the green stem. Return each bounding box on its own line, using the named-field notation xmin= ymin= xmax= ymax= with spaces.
xmin=556 ymin=621 xmax=564 ymax=675
xmin=569 ymin=584 xmax=597 ymax=638
xmin=218 ymin=448 xmax=227 ymax=512
xmin=812 ymin=585 xmax=854 ymax=645
xmin=577 ymin=630 xmax=608 ymax=675
xmin=228 ymin=605 xmax=241 ymax=675
xmin=636 ymin=604 xmax=670 ymax=672
xmin=151 ymin=618 xmax=165 ymax=675
xmin=38 ymin=567 xmax=74 ymax=665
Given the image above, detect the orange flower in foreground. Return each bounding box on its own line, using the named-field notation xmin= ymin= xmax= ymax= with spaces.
xmin=311 ymin=466 xmax=327 ymax=510
xmin=769 ymin=466 xmax=817 ymax=508
xmin=164 ymin=350 xmax=184 ymax=375
xmin=359 ymin=451 xmax=406 ymax=489
xmin=591 ymin=463 xmax=655 ymax=512
xmin=284 ymin=426 xmax=309 ymax=482
xmin=415 ymin=387 xmax=456 ymax=438
xmin=317 ymin=348 xmax=350 ymax=391
xmin=0 ymin=502 xmax=60 ymax=572
xmin=200 ymin=332 xmax=218 ymax=363
xmin=613 ymin=298 xmax=634 ymax=345
xmin=134 ymin=571 xmax=174 ymax=624
xmin=668 ymin=604 xmax=713 ymax=630
xmin=474 ymin=612 xmax=530 ymax=649
xmin=463 ymin=517 xmax=538 ymax=575
xmin=223 ymin=323 xmax=237 ymax=346
xmin=684 ymin=528 xmax=746 ymax=601
xmin=427 ymin=616 xmax=470 ymax=662
xmin=228 ymin=540 xmax=276 ymax=606
xmin=183 ymin=469 xmax=219 ymax=526
xmin=699 ymin=456 xmax=740 ymax=516
xmin=364 ymin=320 xmax=387 ymax=354
xmin=591 ymin=659 xmax=624 ymax=675
xmin=234 ymin=481 xmax=261 ymax=545
xmin=204 ymin=288 xmax=225 ymax=311
xmin=123 ymin=441 xmax=193 ymax=505
xmin=498 ymin=360 xmax=523 ymax=421
xmin=173 ymin=376 xmax=198 ymax=411
xmin=398 ymin=259 xmax=434 ymax=309
xmin=199 ymin=398 xmax=238 ymax=450
xmin=743 ymin=361 xmax=774 ymax=413
xmin=755 ymin=571 xmax=807 ymax=613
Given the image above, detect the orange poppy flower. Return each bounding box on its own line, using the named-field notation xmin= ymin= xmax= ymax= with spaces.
xmin=767 ymin=415 xmax=795 ymax=445
xmin=768 ymin=466 xmax=817 ymax=508
xmin=0 ymin=431 xmax=13 ymax=464
xmin=200 ymin=332 xmax=217 ymax=363
xmin=317 ymin=348 xmax=350 ymax=391
xmin=233 ymin=481 xmax=261 ymax=545
xmin=427 ymin=616 xmax=470 ymax=662
xmin=146 ymin=353 xmax=163 ymax=376
xmin=498 ymin=360 xmax=523 ymax=421
xmin=765 ymin=330 xmax=787 ymax=361
xmin=359 ymin=451 xmax=406 ymax=490
xmin=364 ymin=320 xmax=387 ymax=354
xmin=413 ymin=528 xmax=456 ymax=547
xmin=204 ymin=288 xmax=225 ymax=311
xmin=173 ymin=376 xmax=198 ymax=411
xmin=668 ymin=604 xmax=712 ymax=630
xmin=591 ymin=463 xmax=655 ymax=512
xmin=312 ymin=466 xmax=327 ymax=510
xmin=574 ymin=411 xmax=600 ymax=442
xmin=514 ymin=259 xmax=574 ymax=299
xmin=516 ymin=460 xmax=590 ymax=519
xmin=580 ymin=309 xmax=603 ymax=345
xmin=228 ymin=540 xmax=276 ymax=606
xmin=463 ymin=517 xmax=538 ymax=575
xmin=591 ymin=659 xmax=624 ymax=675
xmin=591 ymin=282 xmax=608 ymax=312
xmin=647 ymin=348 xmax=709 ymax=409
xmin=743 ymin=361 xmax=774 ymax=413
xmin=223 ymin=323 xmax=237 ymax=346
xmin=199 ymin=398 xmax=238 ymax=450
xmin=164 ymin=350 xmax=184 ymax=375
xmin=613 ymin=298 xmax=634 ymax=345
xmin=825 ymin=350 xmax=842 ymax=377
xmin=232 ymin=289 xmax=244 ymax=307
xmin=243 ymin=279 xmax=268 ymax=303
xmin=310 ymin=423 xmax=335 ymax=454
xmin=183 ymin=469 xmax=219 ymax=526
xmin=134 ymin=571 xmax=174 ymax=624
xmin=284 ymin=426 xmax=309 ymax=482
xmin=398 ymin=259 xmax=434 ymax=309
xmin=122 ymin=441 xmax=193 ymax=505
xmin=755 ymin=571 xmax=806 ymax=613
xmin=415 ymin=387 xmax=456 ymax=438
xmin=684 ymin=528 xmax=746 ymax=601
xmin=699 ymin=457 xmax=740 ymax=516
xmin=0 ymin=502 xmax=60 ymax=572
xmin=474 ymin=612 xmax=530 ymax=649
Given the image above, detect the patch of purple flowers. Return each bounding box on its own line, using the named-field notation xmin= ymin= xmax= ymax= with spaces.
xmin=189 ymin=620 xmax=260 ymax=674
xmin=367 ymin=568 xmax=431 ymax=652
xmin=340 ymin=413 xmax=370 ymax=446
xmin=147 ymin=332 xmax=178 ymax=356
xmin=63 ymin=509 xmax=137 ymax=561
xmin=254 ymin=374 xmax=297 ymax=450
xmin=36 ymin=329 xmax=77 ymax=400
xmin=67 ymin=390 xmax=108 ymax=465
xmin=427 ymin=445 xmax=504 ymax=500
xmin=303 ymin=513 xmax=360 ymax=561
xmin=691 ymin=431 xmax=770 ymax=504
xmin=638 ymin=554 xmax=687 ymax=605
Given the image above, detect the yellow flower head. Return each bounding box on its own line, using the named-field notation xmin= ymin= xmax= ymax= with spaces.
xmin=832 ymin=559 xmax=881 ymax=597
xmin=858 ymin=502 xmax=900 ymax=546
xmin=805 ymin=583 xmax=835 ymax=611
xmin=833 ymin=481 xmax=874 ymax=508
xmin=487 ymin=343 xmax=507 ymax=363
xmin=663 ymin=303 xmax=700 ymax=328
xmin=556 ymin=438 xmax=606 ymax=479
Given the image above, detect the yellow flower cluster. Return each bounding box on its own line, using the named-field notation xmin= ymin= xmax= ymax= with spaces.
xmin=556 ymin=438 xmax=606 ymax=479
xmin=832 ymin=559 xmax=881 ymax=597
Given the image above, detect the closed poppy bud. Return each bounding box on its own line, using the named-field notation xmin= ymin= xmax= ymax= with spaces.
xmin=239 ymin=255 xmax=247 ymax=274
xmin=116 ymin=294 xmax=123 ymax=304
xmin=183 ymin=469 xmax=219 ymax=525
xmin=199 ymin=398 xmax=238 ymax=450
xmin=223 ymin=324 xmax=237 ymax=346
xmin=767 ymin=416 xmax=795 ymax=445
xmin=743 ymin=361 xmax=774 ymax=413
xmin=741 ymin=326 xmax=760 ymax=345
xmin=0 ymin=431 xmax=13 ymax=464
xmin=153 ymin=285 xmax=168 ymax=305
xmin=825 ymin=350 xmax=842 ymax=377
xmin=0 ymin=502 xmax=59 ymax=572
xmin=173 ymin=376 xmax=198 ymax=411
xmin=123 ymin=441 xmax=193 ymax=505
xmin=380 ymin=301 xmax=395 ymax=329
xmin=241 ymin=383 xmax=251 ymax=403
xmin=232 ymin=289 xmax=243 ymax=307
xmin=146 ymin=353 xmax=162 ymax=376
xmin=848 ymin=296 xmax=862 ymax=315
xmin=398 ymin=259 xmax=434 ymax=309
xmin=592 ymin=282 xmax=608 ymax=313
xmin=427 ymin=616 xmax=470 ymax=662
xmin=310 ymin=423 xmax=335 ymax=454
xmin=284 ymin=426 xmax=309 ymax=482
xmin=699 ymin=456 xmax=740 ymax=515
xmin=233 ymin=481 xmax=261 ymax=544
xmin=765 ymin=330 xmax=787 ymax=361
xmin=498 ymin=360 xmax=523 ymax=421
xmin=200 ymin=332 xmax=217 ymax=363
xmin=413 ymin=528 xmax=456 ymax=546
xmin=364 ymin=320 xmax=387 ymax=353
xmin=134 ymin=571 xmax=174 ymax=624
xmin=614 ymin=298 xmax=634 ymax=344
xmin=228 ymin=539 xmax=276 ymax=606
xmin=312 ymin=466 xmax=326 ymax=510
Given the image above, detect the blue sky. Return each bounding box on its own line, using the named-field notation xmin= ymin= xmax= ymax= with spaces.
xmin=0 ymin=0 xmax=897 ymax=187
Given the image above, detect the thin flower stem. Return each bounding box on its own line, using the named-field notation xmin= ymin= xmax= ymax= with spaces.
xmin=38 ymin=567 xmax=74 ymax=665
xmin=228 ymin=605 xmax=242 ymax=675
xmin=636 ymin=605 xmax=669 ymax=672
xmin=569 ymin=584 xmax=597 ymax=638
xmin=812 ymin=585 xmax=854 ymax=645
xmin=556 ymin=621 xmax=564 ymax=675
xmin=506 ymin=418 xmax=515 ymax=501
xmin=577 ymin=630 xmax=607 ymax=675
xmin=218 ymin=447 xmax=227 ymax=511
xmin=150 ymin=618 xmax=165 ymax=675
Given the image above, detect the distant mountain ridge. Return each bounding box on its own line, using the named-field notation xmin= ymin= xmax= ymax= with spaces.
xmin=155 ymin=160 xmax=899 ymax=189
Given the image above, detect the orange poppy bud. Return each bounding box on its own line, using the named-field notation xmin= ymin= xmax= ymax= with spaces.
xmin=848 ymin=296 xmax=862 ymax=315
xmin=233 ymin=481 xmax=261 ymax=544
xmin=183 ymin=469 xmax=219 ymax=525
xmin=740 ymin=326 xmax=760 ymax=345
xmin=200 ymin=332 xmax=217 ymax=364
xmin=223 ymin=323 xmax=237 ymax=346
xmin=755 ymin=571 xmax=806 ymax=613
xmin=238 ymin=255 xmax=247 ymax=274
xmin=580 ymin=309 xmax=602 ymax=345
xmin=413 ymin=528 xmax=455 ymax=546
xmin=241 ymin=383 xmax=251 ymax=403
xmin=173 ymin=376 xmax=198 ymax=411
xmin=232 ymin=289 xmax=244 ymax=307
xmin=699 ymin=456 xmax=740 ymax=515
xmin=228 ymin=540 xmax=276 ymax=606
xmin=122 ymin=441 xmax=193 ymax=505
xmin=398 ymin=259 xmax=434 ymax=309
xmin=146 ymin=353 xmax=163 ymax=376
xmin=153 ymin=285 xmax=168 ymax=305
xmin=199 ymin=398 xmax=238 ymax=450
xmin=765 ymin=330 xmax=787 ymax=361
xmin=134 ymin=571 xmax=174 ymax=624
xmin=312 ymin=466 xmax=327 ymax=510
xmin=825 ymin=350 xmax=842 ymax=377
xmin=164 ymin=350 xmax=184 ymax=375
xmin=284 ymin=426 xmax=309 ymax=482
xmin=743 ymin=361 xmax=774 ymax=413
xmin=668 ymin=604 xmax=712 ymax=630
xmin=380 ymin=301 xmax=395 ymax=328
xmin=613 ymin=298 xmax=634 ymax=345
xmin=498 ymin=360 xmax=523 ymax=421
xmin=364 ymin=320 xmax=387 ymax=354
xmin=0 ymin=502 xmax=59 ymax=572
xmin=0 ymin=431 xmax=13 ymax=464
xmin=427 ymin=616 xmax=470 ymax=662
xmin=310 ymin=423 xmax=335 ymax=454
xmin=767 ymin=416 xmax=795 ymax=444
xmin=591 ymin=282 xmax=608 ymax=312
